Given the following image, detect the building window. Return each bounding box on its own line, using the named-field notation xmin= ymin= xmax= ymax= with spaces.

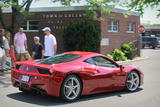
xmin=108 ymin=20 xmax=119 ymax=32
xmin=127 ymin=23 xmax=135 ymax=33
xmin=22 ymin=20 xmax=39 ymax=32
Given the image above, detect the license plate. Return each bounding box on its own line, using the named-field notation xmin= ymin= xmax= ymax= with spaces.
xmin=21 ymin=75 xmax=30 ymax=82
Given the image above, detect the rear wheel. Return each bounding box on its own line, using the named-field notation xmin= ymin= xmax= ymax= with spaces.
xmin=125 ymin=71 xmax=140 ymax=92
xmin=60 ymin=74 xmax=82 ymax=101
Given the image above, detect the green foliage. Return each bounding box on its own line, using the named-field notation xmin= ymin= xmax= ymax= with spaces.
xmin=85 ymin=1 xmax=115 ymax=21
xmin=145 ymin=24 xmax=159 ymax=27
xmin=107 ymin=42 xmax=136 ymax=61
xmin=52 ymin=0 xmax=119 ymax=21
xmin=63 ymin=20 xmax=101 ymax=52
xmin=108 ymin=49 xmax=127 ymax=61
xmin=0 ymin=0 xmax=10 ymax=8
xmin=122 ymin=0 xmax=160 ymax=17
xmin=157 ymin=9 xmax=160 ymax=17
xmin=121 ymin=42 xmax=135 ymax=60
xmin=107 ymin=54 xmax=113 ymax=60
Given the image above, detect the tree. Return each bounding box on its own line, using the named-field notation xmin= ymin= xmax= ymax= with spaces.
xmin=0 ymin=0 xmax=119 ymax=35
xmin=63 ymin=20 xmax=101 ymax=52
xmin=2 ymin=0 xmax=159 ymax=36
xmin=123 ymin=0 xmax=160 ymax=17
xmin=0 ymin=0 xmax=33 ymax=34
xmin=52 ymin=0 xmax=119 ymax=20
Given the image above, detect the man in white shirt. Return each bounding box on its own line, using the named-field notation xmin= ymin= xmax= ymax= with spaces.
xmin=42 ymin=27 xmax=57 ymax=58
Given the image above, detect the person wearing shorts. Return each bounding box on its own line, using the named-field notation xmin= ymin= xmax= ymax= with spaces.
xmin=14 ymin=28 xmax=27 ymax=61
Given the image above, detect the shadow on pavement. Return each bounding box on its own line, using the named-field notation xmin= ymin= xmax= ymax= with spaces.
xmin=7 ymin=88 xmax=143 ymax=106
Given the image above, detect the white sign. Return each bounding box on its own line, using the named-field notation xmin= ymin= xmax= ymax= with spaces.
xmin=21 ymin=75 xmax=30 ymax=82
xmin=101 ymin=38 xmax=109 ymax=46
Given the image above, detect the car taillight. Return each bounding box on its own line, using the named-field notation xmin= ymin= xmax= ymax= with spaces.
xmin=37 ymin=68 xmax=51 ymax=75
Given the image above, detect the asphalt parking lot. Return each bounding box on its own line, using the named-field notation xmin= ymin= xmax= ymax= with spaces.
xmin=0 ymin=49 xmax=160 ymax=107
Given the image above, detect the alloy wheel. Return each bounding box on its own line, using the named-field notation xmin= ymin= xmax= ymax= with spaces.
xmin=63 ymin=76 xmax=81 ymax=101
xmin=126 ymin=71 xmax=140 ymax=91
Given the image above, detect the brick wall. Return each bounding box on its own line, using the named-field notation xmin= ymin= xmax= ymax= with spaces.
xmin=0 ymin=9 xmax=140 ymax=56
xmin=100 ymin=12 xmax=140 ymax=55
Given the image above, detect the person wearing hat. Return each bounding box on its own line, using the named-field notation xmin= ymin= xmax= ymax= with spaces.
xmin=14 ymin=27 xmax=27 ymax=61
xmin=42 ymin=27 xmax=57 ymax=58
xmin=32 ymin=36 xmax=44 ymax=59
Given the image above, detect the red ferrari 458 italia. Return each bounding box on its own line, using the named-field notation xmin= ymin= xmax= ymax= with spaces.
xmin=11 ymin=51 xmax=144 ymax=101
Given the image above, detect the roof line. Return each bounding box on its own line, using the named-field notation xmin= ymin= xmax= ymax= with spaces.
xmin=2 ymin=6 xmax=139 ymax=16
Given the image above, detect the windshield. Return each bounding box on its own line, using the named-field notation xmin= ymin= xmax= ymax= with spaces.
xmin=37 ymin=54 xmax=81 ymax=65
xmin=142 ymin=37 xmax=158 ymax=42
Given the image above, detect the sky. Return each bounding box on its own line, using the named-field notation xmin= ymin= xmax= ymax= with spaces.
xmin=140 ymin=7 xmax=160 ymax=24
xmin=30 ymin=0 xmax=160 ymax=24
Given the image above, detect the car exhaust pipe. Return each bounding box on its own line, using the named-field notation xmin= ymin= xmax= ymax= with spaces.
xmin=32 ymin=86 xmax=47 ymax=96
xmin=14 ymin=82 xmax=20 ymax=87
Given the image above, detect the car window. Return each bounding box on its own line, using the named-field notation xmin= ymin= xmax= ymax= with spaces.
xmin=37 ymin=54 xmax=81 ymax=65
xmin=142 ymin=38 xmax=147 ymax=41
xmin=142 ymin=37 xmax=158 ymax=42
xmin=84 ymin=58 xmax=95 ymax=65
xmin=94 ymin=56 xmax=118 ymax=68
xmin=85 ymin=56 xmax=118 ymax=68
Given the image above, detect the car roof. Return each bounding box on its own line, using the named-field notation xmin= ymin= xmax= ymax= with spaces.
xmin=142 ymin=36 xmax=157 ymax=39
xmin=64 ymin=51 xmax=102 ymax=57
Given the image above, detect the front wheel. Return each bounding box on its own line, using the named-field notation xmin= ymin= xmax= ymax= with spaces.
xmin=60 ymin=74 xmax=82 ymax=101
xmin=125 ymin=71 xmax=140 ymax=92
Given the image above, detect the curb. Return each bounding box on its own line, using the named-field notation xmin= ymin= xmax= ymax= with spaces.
xmin=116 ymin=56 xmax=149 ymax=64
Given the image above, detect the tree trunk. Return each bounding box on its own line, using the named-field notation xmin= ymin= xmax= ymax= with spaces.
xmin=11 ymin=7 xmax=24 ymax=35
xmin=0 ymin=7 xmax=6 ymax=29
xmin=11 ymin=0 xmax=33 ymax=36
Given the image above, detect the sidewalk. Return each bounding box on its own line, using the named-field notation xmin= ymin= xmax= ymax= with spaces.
xmin=116 ymin=56 xmax=149 ymax=64
xmin=0 ymin=74 xmax=11 ymax=88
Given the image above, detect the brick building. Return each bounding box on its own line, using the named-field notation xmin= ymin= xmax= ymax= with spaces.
xmin=1 ymin=6 xmax=140 ymax=55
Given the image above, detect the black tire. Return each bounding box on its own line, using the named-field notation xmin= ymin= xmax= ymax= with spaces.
xmin=125 ymin=71 xmax=140 ymax=92
xmin=60 ymin=74 xmax=82 ymax=102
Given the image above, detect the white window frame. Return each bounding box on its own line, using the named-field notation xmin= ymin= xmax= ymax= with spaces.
xmin=127 ymin=23 xmax=135 ymax=33
xmin=22 ymin=20 xmax=39 ymax=32
xmin=107 ymin=20 xmax=119 ymax=32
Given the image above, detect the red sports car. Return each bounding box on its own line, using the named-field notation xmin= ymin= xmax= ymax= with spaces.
xmin=11 ymin=51 xmax=144 ymax=101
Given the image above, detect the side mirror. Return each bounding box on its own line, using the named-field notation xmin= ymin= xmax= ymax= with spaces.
xmin=119 ymin=65 xmax=124 ymax=71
